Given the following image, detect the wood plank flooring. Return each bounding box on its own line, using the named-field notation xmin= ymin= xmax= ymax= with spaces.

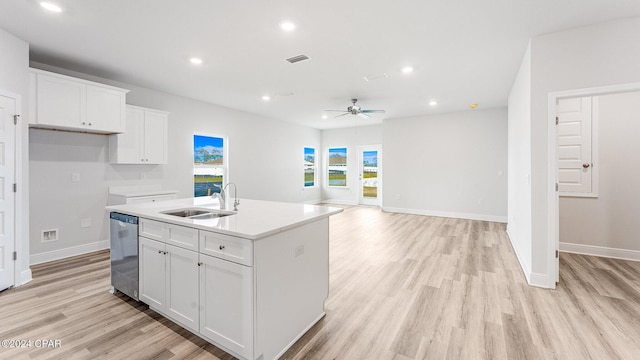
xmin=2 ymin=206 xmax=640 ymax=359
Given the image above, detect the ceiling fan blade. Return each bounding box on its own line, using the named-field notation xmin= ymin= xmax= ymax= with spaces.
xmin=357 ymin=113 xmax=370 ymax=119
xmin=324 ymin=110 xmax=349 ymax=112
xmin=334 ymin=113 xmax=350 ymax=118
xmin=361 ymin=109 xmax=386 ymax=113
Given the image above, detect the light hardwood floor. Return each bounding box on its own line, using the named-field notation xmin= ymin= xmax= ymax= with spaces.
xmin=2 ymin=206 xmax=640 ymax=359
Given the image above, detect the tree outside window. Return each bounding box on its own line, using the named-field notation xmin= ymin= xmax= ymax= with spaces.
xmin=194 ymin=134 xmax=226 ymax=197
xmin=328 ymin=147 xmax=347 ymax=187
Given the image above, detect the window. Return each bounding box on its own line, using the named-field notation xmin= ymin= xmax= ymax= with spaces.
xmin=328 ymin=147 xmax=347 ymax=187
xmin=194 ymin=134 xmax=226 ymax=197
xmin=304 ymin=147 xmax=316 ymax=187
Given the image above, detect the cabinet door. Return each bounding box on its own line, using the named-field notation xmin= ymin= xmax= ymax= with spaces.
xmin=165 ymin=245 xmax=200 ymax=332
xmin=143 ymin=110 xmax=168 ymax=164
xmin=199 ymin=254 xmax=253 ymax=359
xmin=36 ymin=73 xmax=85 ymax=128
xmin=139 ymin=237 xmax=166 ymax=309
xmin=112 ymin=107 xmax=144 ymax=163
xmin=86 ymin=85 xmax=125 ymax=132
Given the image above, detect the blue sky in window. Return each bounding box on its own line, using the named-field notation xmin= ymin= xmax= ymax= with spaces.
xmin=363 ymin=151 xmax=378 ymax=167
xmin=304 ymin=147 xmax=315 ymax=163
xmin=329 ymin=147 xmax=347 ymax=157
xmin=194 ymin=135 xmax=224 ymax=164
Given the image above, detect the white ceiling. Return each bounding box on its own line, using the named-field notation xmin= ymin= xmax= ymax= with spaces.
xmin=2 ymin=1 xmax=640 ymax=129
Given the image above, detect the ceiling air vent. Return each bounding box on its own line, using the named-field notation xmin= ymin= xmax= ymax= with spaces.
xmin=285 ymin=54 xmax=310 ymax=64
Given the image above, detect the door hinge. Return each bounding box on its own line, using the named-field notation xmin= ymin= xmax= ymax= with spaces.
xmin=13 ymin=251 xmax=17 ymax=261
xmin=13 ymin=183 xmax=17 ymax=192
xmin=555 ymin=116 xmax=559 ymax=125
xmin=555 ymin=183 xmax=558 ymax=192
xmin=555 ymin=250 xmax=559 ymax=258
xmin=13 ymin=114 xmax=20 ymax=125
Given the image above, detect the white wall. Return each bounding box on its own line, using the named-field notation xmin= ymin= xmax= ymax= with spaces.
xmin=29 ymin=63 xmax=322 ymax=263
xmin=560 ymin=91 xmax=640 ymax=259
xmin=526 ymin=17 xmax=640 ymax=286
xmin=321 ymin=125 xmax=382 ymax=205
xmin=0 ymin=28 xmax=31 ymax=285
xmin=382 ymin=109 xmax=507 ymax=222
xmin=507 ymin=43 xmax=533 ymax=281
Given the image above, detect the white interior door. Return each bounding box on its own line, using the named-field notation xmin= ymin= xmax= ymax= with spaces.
xmin=358 ymin=145 xmax=381 ymax=206
xmin=557 ymin=97 xmax=593 ymax=194
xmin=0 ymin=94 xmax=16 ymax=291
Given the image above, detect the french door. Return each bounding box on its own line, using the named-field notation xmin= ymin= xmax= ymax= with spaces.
xmin=358 ymin=145 xmax=381 ymax=206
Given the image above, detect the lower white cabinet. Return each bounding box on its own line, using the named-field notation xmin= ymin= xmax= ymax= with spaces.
xmin=139 ymin=237 xmax=166 ymax=309
xmin=199 ymin=253 xmax=253 ymax=359
xmin=139 ymin=237 xmax=200 ymax=332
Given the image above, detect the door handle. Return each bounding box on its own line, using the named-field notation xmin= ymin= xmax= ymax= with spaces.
xmin=582 ymin=163 xmax=591 ymax=169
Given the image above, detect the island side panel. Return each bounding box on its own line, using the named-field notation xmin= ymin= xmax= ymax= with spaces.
xmin=254 ymin=217 xmax=329 ymax=360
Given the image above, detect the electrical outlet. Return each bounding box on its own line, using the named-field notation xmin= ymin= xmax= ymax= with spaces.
xmin=294 ymin=245 xmax=305 ymax=257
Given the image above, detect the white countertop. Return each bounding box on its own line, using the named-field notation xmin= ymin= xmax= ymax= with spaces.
xmin=106 ymin=197 xmax=343 ymax=240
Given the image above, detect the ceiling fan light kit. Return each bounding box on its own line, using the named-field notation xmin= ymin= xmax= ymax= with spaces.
xmin=324 ymin=98 xmax=386 ymax=119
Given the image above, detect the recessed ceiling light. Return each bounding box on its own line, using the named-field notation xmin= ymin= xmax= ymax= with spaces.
xmin=470 ymin=103 xmax=478 ymax=109
xmin=280 ymin=21 xmax=296 ymax=31
xmin=401 ymin=66 xmax=414 ymax=74
xmin=189 ymin=57 xmax=203 ymax=65
xmin=262 ymin=95 xmax=271 ymax=101
xmin=322 ymin=114 xmax=328 ymax=119
xmin=429 ymin=100 xmax=438 ymax=106
xmin=40 ymin=2 xmax=62 ymax=12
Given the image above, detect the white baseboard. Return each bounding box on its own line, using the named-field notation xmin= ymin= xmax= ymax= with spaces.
xmin=30 ymin=240 xmax=110 ymax=265
xmin=382 ymin=207 xmax=507 ymax=223
xmin=505 ymin=228 xmax=555 ymax=289
xmin=321 ymin=199 xmax=358 ymax=206
xmin=529 ymin=272 xmax=554 ymax=288
xmin=20 ymin=269 xmax=32 ymax=286
xmin=560 ymin=242 xmax=640 ymax=262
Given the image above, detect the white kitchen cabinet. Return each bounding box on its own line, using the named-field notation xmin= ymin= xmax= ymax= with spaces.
xmin=108 ymin=185 xmax=177 ymax=206
xmin=139 ymin=237 xmax=166 ymax=309
xmin=139 ymin=236 xmax=200 ymax=332
xmin=29 ymin=68 xmax=128 ymax=133
xmin=200 ymin=230 xmax=253 ymax=266
xmin=165 ymin=244 xmax=200 ymax=332
xmin=109 ymin=105 xmax=168 ymax=164
xmin=199 ymin=253 xmax=253 ymax=359
xmin=139 ymin=218 xmax=199 ymax=252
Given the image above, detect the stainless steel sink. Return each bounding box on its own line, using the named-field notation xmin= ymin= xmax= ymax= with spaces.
xmin=162 ymin=209 xmax=211 ymax=217
xmin=161 ymin=208 xmax=235 ymax=219
xmin=189 ymin=212 xmax=234 ymax=220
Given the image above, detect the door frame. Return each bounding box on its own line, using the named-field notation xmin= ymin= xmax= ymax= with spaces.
xmin=547 ymin=82 xmax=640 ymax=287
xmin=357 ymin=145 xmax=382 ymax=206
xmin=0 ymin=89 xmax=22 ymax=289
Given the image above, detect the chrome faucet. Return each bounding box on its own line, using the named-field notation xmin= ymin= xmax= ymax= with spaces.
xmin=211 ymin=184 xmax=226 ymax=209
xmin=211 ymin=183 xmax=239 ymax=211
xmin=224 ymin=182 xmax=240 ymax=211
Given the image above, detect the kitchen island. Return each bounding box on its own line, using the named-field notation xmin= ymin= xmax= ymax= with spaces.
xmin=107 ymin=197 xmax=343 ymax=360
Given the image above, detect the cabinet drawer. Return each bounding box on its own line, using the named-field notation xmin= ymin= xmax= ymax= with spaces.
xmin=166 ymin=223 xmax=199 ymax=251
xmin=200 ymin=231 xmax=253 ymax=266
xmin=139 ymin=218 xmax=164 ymax=241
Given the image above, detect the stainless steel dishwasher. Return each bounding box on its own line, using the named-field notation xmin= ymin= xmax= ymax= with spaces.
xmin=109 ymin=212 xmax=139 ymax=301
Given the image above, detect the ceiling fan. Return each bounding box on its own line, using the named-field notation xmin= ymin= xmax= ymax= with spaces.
xmin=325 ymin=98 xmax=386 ymax=119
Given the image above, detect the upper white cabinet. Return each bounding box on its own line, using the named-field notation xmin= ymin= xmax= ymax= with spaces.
xmin=109 ymin=105 xmax=168 ymax=164
xmin=29 ymin=68 xmax=129 ymax=134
